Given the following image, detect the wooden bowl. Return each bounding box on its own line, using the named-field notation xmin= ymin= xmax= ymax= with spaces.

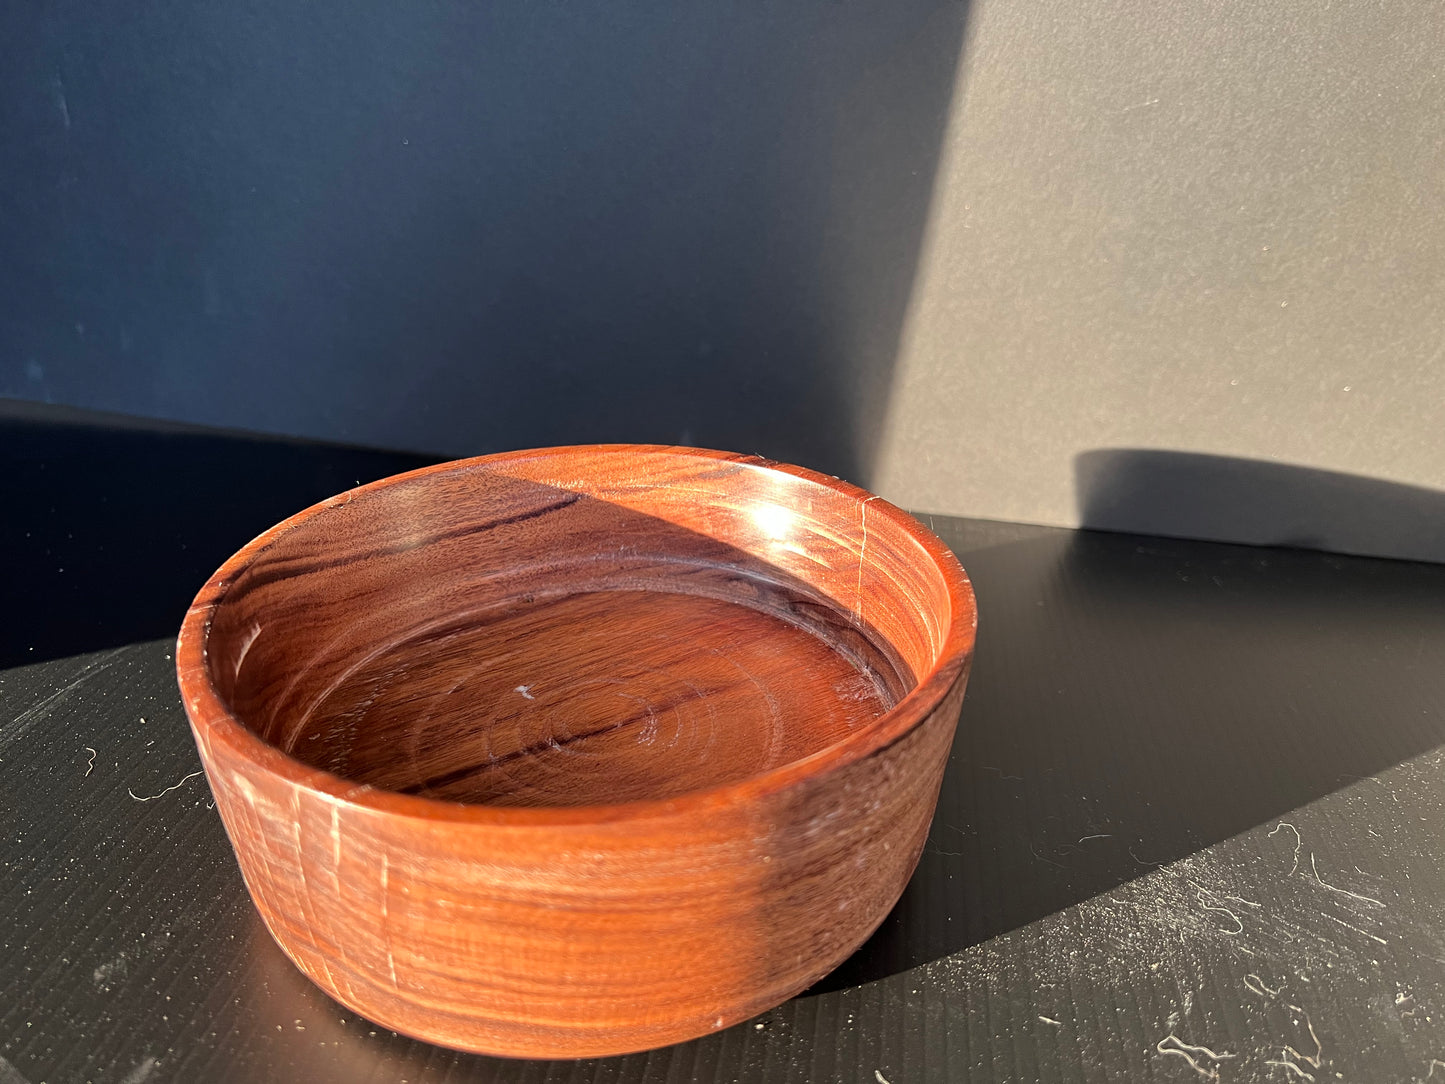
xmin=176 ymin=446 xmax=976 ymax=1058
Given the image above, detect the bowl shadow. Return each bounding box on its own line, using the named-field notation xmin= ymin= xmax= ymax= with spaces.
xmin=813 ymin=503 xmax=1445 ymax=991
xmin=0 ymin=400 xmax=440 ymax=669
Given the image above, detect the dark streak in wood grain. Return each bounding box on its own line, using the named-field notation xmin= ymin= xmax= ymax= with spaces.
xmin=218 ymin=492 xmax=586 ymax=603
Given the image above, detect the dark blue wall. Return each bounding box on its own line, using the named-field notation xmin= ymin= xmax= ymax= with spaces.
xmin=1 ymin=1 xmax=967 ymax=480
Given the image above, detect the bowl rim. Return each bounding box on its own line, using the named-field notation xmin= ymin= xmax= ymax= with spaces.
xmin=176 ymin=444 xmax=976 ymax=827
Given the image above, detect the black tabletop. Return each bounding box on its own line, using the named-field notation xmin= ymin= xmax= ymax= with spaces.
xmin=3 ymin=407 xmax=1443 ymax=1083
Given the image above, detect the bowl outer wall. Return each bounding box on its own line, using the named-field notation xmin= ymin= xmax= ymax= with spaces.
xmin=175 ymin=445 xmax=976 ymax=1057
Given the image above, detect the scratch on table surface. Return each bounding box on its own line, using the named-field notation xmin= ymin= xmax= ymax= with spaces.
xmin=1310 ymin=852 xmax=1386 ymax=908
xmin=1193 ymin=886 xmax=1244 ymax=935
xmin=1318 ymin=910 xmax=1388 ymax=946
xmin=1038 ymin=1015 xmax=1062 ymax=1026
xmin=1284 ymin=1005 xmax=1324 ymax=1069
xmin=1155 ymin=1035 xmax=1235 ymax=1079
xmin=1244 ymin=973 xmax=1282 ymax=998
xmin=3 ymin=650 xmax=124 ymax=750
xmin=1425 ymin=1058 xmax=1445 ymax=1079
xmin=1265 ymin=1052 xmax=1315 ymax=1081
xmin=1078 ymin=833 xmax=1113 ymax=842
xmin=1029 ymin=842 xmax=1067 ymax=868
xmin=980 ymin=765 xmax=1023 ymax=781
xmin=128 ymin=770 xmax=204 ymax=802
xmin=1269 ymin=822 xmax=1304 ymax=877
xmin=1128 ymin=844 xmax=1164 ymax=868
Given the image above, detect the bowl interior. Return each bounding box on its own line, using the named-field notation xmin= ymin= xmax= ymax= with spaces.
xmin=201 ymin=449 xmax=960 ymax=807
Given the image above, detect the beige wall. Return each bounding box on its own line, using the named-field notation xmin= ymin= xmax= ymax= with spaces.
xmin=872 ymin=0 xmax=1445 ymax=560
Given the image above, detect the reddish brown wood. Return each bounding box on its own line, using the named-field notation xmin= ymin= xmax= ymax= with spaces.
xmin=176 ymin=445 xmax=976 ymax=1058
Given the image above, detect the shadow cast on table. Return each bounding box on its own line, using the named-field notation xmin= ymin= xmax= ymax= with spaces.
xmin=1075 ymin=447 xmax=1445 ymax=565
xmin=0 ymin=401 xmax=439 ymax=669
xmin=816 ymin=459 xmax=1445 ymax=991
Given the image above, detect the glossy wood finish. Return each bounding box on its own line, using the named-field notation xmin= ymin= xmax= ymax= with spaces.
xmin=176 ymin=446 xmax=976 ymax=1058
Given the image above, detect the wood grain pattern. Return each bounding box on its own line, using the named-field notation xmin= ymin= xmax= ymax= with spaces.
xmin=175 ymin=446 xmax=975 ymax=1058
